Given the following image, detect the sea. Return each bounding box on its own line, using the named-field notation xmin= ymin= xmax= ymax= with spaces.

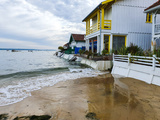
xmin=0 ymin=50 xmax=103 ymax=106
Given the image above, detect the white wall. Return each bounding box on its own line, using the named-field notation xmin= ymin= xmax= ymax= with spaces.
xmin=111 ymin=0 xmax=157 ymax=49
xmin=114 ymin=0 xmax=157 ymax=7
xmin=92 ymin=15 xmax=97 ymax=25
xmin=71 ymin=40 xmax=85 ymax=48
xmin=112 ymin=5 xmax=152 ymax=34
xmin=70 ymin=41 xmax=76 ymax=47
xmin=104 ymin=7 xmax=112 ymax=20
xmin=76 ymin=42 xmax=85 ymax=47
xmin=127 ymin=32 xmax=151 ymax=49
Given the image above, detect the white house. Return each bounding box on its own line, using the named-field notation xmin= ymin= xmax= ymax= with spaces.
xmin=82 ymin=0 xmax=157 ymax=54
xmin=68 ymin=34 xmax=86 ymax=54
xmin=144 ymin=0 xmax=160 ymax=50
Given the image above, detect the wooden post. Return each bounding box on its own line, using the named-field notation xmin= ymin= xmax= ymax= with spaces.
xmin=113 ymin=53 xmax=115 ymax=65
xmin=97 ymin=10 xmax=100 ymax=30
xmin=128 ymin=53 xmax=131 ymax=65
xmin=101 ymin=8 xmax=104 ymax=29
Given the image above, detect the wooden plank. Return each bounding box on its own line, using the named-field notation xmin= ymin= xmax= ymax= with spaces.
xmin=132 ymin=61 xmax=152 ymax=66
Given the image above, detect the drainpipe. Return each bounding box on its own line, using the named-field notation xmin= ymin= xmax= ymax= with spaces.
xmin=99 ymin=7 xmax=102 ymax=55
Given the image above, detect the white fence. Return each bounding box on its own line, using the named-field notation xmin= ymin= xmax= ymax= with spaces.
xmin=112 ymin=54 xmax=160 ymax=86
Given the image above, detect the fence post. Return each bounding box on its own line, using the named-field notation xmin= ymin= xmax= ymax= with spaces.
xmin=113 ymin=53 xmax=115 ymax=65
xmin=128 ymin=53 xmax=131 ymax=65
xmin=153 ymin=55 xmax=156 ymax=71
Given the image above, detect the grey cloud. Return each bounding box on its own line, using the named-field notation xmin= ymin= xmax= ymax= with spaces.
xmin=0 ymin=0 xmax=102 ymax=49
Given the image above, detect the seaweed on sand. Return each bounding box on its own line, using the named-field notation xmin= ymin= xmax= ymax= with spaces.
xmin=85 ymin=112 xmax=99 ymax=120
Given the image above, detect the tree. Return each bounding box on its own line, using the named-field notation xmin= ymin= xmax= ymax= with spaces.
xmin=58 ymin=46 xmax=64 ymax=52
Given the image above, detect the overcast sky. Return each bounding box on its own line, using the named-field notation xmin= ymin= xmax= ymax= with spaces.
xmin=0 ymin=0 xmax=103 ymax=50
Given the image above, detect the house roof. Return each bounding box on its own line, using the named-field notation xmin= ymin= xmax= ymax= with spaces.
xmin=63 ymin=43 xmax=68 ymax=47
xmin=68 ymin=34 xmax=85 ymax=44
xmin=144 ymin=0 xmax=160 ymax=13
xmin=82 ymin=0 xmax=115 ymax=22
xmin=72 ymin=34 xmax=85 ymax=42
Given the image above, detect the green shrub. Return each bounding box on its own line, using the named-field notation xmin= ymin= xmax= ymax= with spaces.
xmin=79 ymin=49 xmax=84 ymax=56
xmin=117 ymin=43 xmax=143 ymax=56
xmin=87 ymin=50 xmax=93 ymax=59
xmin=127 ymin=43 xmax=143 ymax=55
xmin=154 ymin=48 xmax=160 ymax=57
xmin=58 ymin=46 xmax=64 ymax=52
xmin=118 ymin=46 xmax=127 ymax=55
xmin=102 ymin=49 xmax=108 ymax=56
xmin=143 ymin=50 xmax=153 ymax=57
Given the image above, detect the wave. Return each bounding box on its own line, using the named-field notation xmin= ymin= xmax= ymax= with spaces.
xmin=0 ymin=67 xmax=69 ymax=79
xmin=0 ymin=68 xmax=104 ymax=106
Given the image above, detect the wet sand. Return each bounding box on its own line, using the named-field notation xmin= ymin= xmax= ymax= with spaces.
xmin=0 ymin=74 xmax=160 ymax=120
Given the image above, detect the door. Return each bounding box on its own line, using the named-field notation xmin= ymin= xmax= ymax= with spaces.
xmin=104 ymin=35 xmax=110 ymax=51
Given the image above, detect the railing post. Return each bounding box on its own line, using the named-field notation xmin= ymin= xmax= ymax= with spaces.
xmin=113 ymin=53 xmax=115 ymax=65
xmin=128 ymin=53 xmax=131 ymax=65
xmin=153 ymin=55 xmax=156 ymax=71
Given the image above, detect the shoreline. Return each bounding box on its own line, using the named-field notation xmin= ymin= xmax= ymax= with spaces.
xmin=0 ymin=74 xmax=160 ymax=120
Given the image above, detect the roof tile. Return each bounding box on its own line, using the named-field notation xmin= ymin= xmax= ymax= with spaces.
xmin=72 ymin=34 xmax=85 ymax=42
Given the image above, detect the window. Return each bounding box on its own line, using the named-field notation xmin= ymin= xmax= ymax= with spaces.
xmin=113 ymin=36 xmax=126 ymax=51
xmin=146 ymin=13 xmax=152 ymax=23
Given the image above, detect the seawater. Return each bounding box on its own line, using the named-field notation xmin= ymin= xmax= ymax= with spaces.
xmin=0 ymin=50 xmax=102 ymax=106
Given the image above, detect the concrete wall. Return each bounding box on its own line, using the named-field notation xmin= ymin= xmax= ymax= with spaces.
xmin=112 ymin=61 xmax=160 ymax=86
xmin=59 ymin=53 xmax=112 ymax=71
xmin=81 ymin=58 xmax=112 ymax=70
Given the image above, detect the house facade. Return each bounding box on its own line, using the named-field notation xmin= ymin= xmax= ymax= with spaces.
xmin=69 ymin=34 xmax=85 ymax=54
xmin=83 ymin=0 xmax=157 ymax=54
xmin=63 ymin=43 xmax=69 ymax=50
xmin=144 ymin=0 xmax=160 ymax=50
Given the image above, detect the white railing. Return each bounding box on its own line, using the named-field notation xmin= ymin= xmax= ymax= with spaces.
xmin=113 ymin=54 xmax=160 ymax=70
xmin=155 ymin=23 xmax=160 ymax=35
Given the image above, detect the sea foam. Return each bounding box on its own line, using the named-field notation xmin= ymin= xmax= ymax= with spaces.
xmin=0 ymin=68 xmax=104 ymax=106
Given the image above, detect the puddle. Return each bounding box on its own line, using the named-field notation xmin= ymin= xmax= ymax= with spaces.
xmin=84 ymin=74 xmax=144 ymax=120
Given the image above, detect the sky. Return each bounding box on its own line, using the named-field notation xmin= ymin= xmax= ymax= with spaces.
xmin=0 ymin=0 xmax=103 ymax=50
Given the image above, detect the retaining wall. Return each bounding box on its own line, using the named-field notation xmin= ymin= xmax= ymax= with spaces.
xmin=58 ymin=52 xmax=112 ymax=71
xmin=112 ymin=54 xmax=160 ymax=86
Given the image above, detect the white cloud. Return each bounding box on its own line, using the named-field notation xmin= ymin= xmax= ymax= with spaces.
xmin=0 ymin=38 xmax=54 ymax=49
xmin=0 ymin=0 xmax=103 ymax=49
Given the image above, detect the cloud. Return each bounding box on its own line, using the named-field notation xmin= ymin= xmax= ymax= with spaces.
xmin=0 ymin=0 xmax=103 ymax=49
xmin=0 ymin=38 xmax=54 ymax=49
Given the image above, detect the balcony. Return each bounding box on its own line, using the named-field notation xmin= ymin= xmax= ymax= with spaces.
xmin=86 ymin=20 xmax=112 ymax=35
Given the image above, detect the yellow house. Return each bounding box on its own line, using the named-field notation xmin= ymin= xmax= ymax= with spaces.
xmin=83 ymin=0 xmax=156 ymax=54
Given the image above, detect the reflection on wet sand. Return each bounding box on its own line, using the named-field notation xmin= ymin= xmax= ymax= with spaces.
xmin=84 ymin=74 xmax=144 ymax=120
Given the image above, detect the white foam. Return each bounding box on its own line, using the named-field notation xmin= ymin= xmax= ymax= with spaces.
xmin=0 ymin=68 xmax=104 ymax=106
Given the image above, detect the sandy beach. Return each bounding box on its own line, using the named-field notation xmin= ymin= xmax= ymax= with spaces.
xmin=0 ymin=73 xmax=160 ymax=120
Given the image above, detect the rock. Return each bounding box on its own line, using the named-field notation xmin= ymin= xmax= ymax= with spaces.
xmin=13 ymin=115 xmax=51 ymax=120
xmin=0 ymin=114 xmax=8 ymax=120
xmin=85 ymin=112 xmax=99 ymax=120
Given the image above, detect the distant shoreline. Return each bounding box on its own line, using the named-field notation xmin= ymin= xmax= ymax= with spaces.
xmin=0 ymin=48 xmax=56 ymax=51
